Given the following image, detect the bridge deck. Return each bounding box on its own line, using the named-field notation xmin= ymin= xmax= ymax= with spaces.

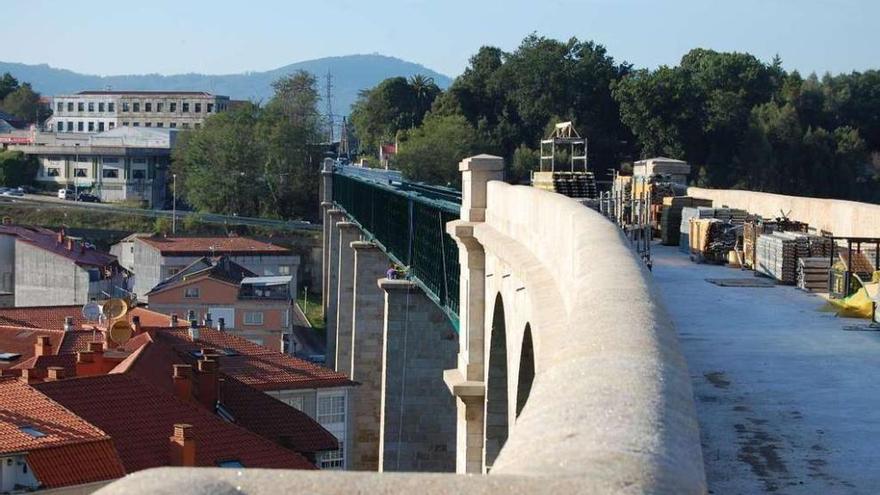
xmin=652 ymin=244 xmax=880 ymax=494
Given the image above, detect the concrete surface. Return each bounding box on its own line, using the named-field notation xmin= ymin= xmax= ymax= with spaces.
xmin=652 ymin=244 xmax=880 ymax=494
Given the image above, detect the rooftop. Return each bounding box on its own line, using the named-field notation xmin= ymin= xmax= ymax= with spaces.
xmin=138 ymin=236 xmax=291 ymax=256
xmin=73 ymin=90 xmax=223 ymax=97
xmin=11 ymin=229 xmax=117 ymax=268
xmin=148 ymin=256 xmax=256 ymax=296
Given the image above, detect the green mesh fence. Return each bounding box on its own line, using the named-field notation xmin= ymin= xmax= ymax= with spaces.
xmin=332 ymin=173 xmax=461 ymax=330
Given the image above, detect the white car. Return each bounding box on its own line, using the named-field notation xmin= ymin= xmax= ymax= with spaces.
xmin=58 ymin=189 xmax=74 ymax=200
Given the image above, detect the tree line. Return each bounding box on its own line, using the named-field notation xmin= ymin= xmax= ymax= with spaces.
xmin=350 ymin=35 xmax=880 ymax=202
xmin=0 ymin=72 xmax=50 ymax=124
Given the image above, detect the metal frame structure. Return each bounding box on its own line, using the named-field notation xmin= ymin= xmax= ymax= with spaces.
xmin=826 ymin=236 xmax=880 ymax=299
xmin=539 ymin=121 xmax=588 ymax=173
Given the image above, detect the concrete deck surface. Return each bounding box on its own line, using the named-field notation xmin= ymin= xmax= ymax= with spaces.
xmin=652 ymin=244 xmax=880 ymax=494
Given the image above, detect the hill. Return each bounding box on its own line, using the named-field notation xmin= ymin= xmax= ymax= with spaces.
xmin=0 ymin=54 xmax=452 ymax=115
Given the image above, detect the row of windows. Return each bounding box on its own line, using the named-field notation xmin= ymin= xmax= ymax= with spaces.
xmin=56 ymin=121 xmax=115 ymax=132
xmin=56 ymin=100 xmax=225 ymax=114
xmin=45 ymin=167 xmax=146 ymax=179
xmin=122 ymin=121 xmax=200 ymax=129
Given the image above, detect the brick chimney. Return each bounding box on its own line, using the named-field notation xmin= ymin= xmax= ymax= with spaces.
xmin=19 ymin=368 xmax=43 ymax=384
xmin=173 ymin=364 xmax=193 ymax=401
xmin=169 ymin=424 xmax=197 ymax=467
xmin=45 ymin=366 xmax=65 ymax=382
xmin=195 ymin=359 xmax=218 ymax=410
xmin=56 ymin=230 xmax=64 ymax=244
xmin=63 ymin=316 xmax=74 ymax=332
xmin=34 ymin=336 xmax=51 ymax=357
xmin=170 ymin=313 xmax=179 ymax=327
xmin=66 ymin=238 xmax=74 ymax=251
xmin=76 ymin=342 xmax=107 ymax=376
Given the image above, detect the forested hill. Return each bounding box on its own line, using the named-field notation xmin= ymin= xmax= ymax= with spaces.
xmin=0 ymin=54 xmax=452 ymax=114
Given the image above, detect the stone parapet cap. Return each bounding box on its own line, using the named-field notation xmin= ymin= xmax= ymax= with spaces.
xmin=327 ymin=208 xmax=345 ymax=216
xmin=350 ymin=240 xmax=379 ymax=250
xmin=321 ymin=201 xmax=333 ymax=208
xmin=459 ymin=154 xmax=504 ymax=172
xmin=336 ymin=221 xmax=359 ymax=230
xmin=442 ymin=368 xmax=485 ymax=398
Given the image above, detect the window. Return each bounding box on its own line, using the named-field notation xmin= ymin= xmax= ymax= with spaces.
xmin=132 ymin=122 xmax=140 ymax=127
xmin=144 ymin=122 xmax=152 ymax=127
xmin=194 ymin=123 xmax=200 ymax=129
xmin=217 ymin=460 xmax=244 ymax=468
xmin=99 ymin=102 xmax=105 ymax=112
xmin=318 ymin=443 xmax=344 ymax=469
xmin=169 ymin=123 xmax=177 ymax=128
xmin=74 ymin=168 xmax=88 ymax=178
xmin=67 ymin=102 xmax=74 ymax=112
xmin=170 ymin=102 xmax=177 ymax=112
xmin=56 ymin=121 xmax=64 ymax=132
xmin=282 ymin=396 xmax=304 ymax=411
xmin=122 ymin=122 xmax=129 ymax=126
xmin=102 ymin=169 xmax=119 ymax=179
xmin=56 ymin=102 xmax=63 ymax=112
xmin=66 ymin=122 xmax=73 ymax=131
xmin=108 ymin=102 xmax=115 ymax=112
xmin=20 ymin=426 xmax=46 ymax=438
xmin=156 ymin=102 xmax=163 ymax=112
xmin=88 ymin=122 xmax=94 ymax=132
xmin=207 ymin=103 xmax=214 ymax=113
xmin=195 ymin=103 xmax=202 ymax=113
xmin=78 ymin=102 xmax=84 ymax=112
xmin=103 ymin=157 xmax=119 ymax=164
xmin=145 ymin=102 xmax=152 ymax=112
xmin=184 ymin=287 xmax=200 ymax=298
xmin=109 ymin=122 xmax=115 ymax=129
xmin=243 ymin=312 xmax=263 ymax=325
xmin=278 ymin=266 xmax=291 ymax=275
xmin=317 ymin=395 xmax=345 ymax=424
xmin=77 ymin=122 xmax=84 ymax=131
xmin=88 ymin=102 xmax=94 ymax=112
xmin=182 ymin=102 xmax=190 ymax=112
xmin=46 ymin=168 xmax=60 ymax=177
xmin=132 ymin=169 xmax=146 ymax=179
xmin=156 ymin=122 xmax=164 ymax=128
xmin=132 ymin=102 xmax=140 ymax=112
xmin=181 ymin=123 xmax=190 ymax=129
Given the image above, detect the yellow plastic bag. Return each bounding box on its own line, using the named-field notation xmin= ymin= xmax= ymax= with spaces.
xmin=827 ymin=271 xmax=880 ymax=319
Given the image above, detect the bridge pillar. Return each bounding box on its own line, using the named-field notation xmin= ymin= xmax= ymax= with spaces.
xmin=324 ymin=209 xmax=346 ymax=369
xmin=444 ymin=154 xmax=504 ymax=474
xmin=321 ymin=158 xmax=334 ymax=313
xmin=349 ymin=241 xmax=388 ymax=471
xmin=378 ymin=279 xmax=457 ymax=473
xmin=334 ymin=222 xmax=360 ymax=376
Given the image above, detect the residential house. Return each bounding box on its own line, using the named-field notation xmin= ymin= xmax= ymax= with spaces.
xmin=147 ymin=256 xmax=295 ymax=351
xmin=126 ymin=236 xmax=298 ymax=302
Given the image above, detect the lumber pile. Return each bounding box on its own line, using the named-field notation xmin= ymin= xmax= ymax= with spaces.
xmin=680 ymin=207 xmax=714 ymax=253
xmin=756 ymin=233 xmax=799 ymax=284
xmin=797 ymin=257 xmax=830 ymax=292
xmin=660 ymin=196 xmax=713 ymax=246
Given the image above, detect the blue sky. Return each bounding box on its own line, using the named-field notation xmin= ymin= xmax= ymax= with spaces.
xmin=2 ymin=0 xmax=877 ymax=77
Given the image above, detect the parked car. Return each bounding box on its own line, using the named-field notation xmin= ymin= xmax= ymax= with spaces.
xmin=1 ymin=189 xmax=23 ymax=197
xmin=76 ymin=192 xmax=100 ymax=203
xmin=58 ymin=189 xmax=75 ymax=200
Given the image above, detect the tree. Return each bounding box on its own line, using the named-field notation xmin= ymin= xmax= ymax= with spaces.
xmin=393 ymin=114 xmax=486 ymax=186
xmin=1 ymin=83 xmax=50 ymax=124
xmin=0 ymin=150 xmax=39 ymax=186
xmin=0 ymin=73 xmax=19 ymax=101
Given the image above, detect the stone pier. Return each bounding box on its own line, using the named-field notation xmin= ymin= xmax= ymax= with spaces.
xmin=324 ymin=209 xmax=346 ymax=369
xmin=334 ymin=222 xmax=360 ymax=376
xmin=378 ymin=279 xmax=457 ymax=473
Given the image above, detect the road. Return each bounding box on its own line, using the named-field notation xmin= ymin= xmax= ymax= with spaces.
xmin=0 ymin=193 xmax=320 ymax=233
xmin=652 ymin=244 xmax=880 ymax=494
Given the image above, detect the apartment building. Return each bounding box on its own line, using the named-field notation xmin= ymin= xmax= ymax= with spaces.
xmin=9 ymin=127 xmax=175 ymax=206
xmin=146 ymin=256 xmax=295 ymax=351
xmin=124 ymin=236 xmax=298 ymax=301
xmin=46 ymin=90 xmax=230 ymax=133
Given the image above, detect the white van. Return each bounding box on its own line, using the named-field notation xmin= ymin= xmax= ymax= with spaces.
xmin=57 ymin=188 xmax=74 ymax=200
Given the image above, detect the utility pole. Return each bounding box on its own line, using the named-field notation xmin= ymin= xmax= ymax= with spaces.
xmin=172 ymin=173 xmax=177 ymax=235
xmin=324 ymin=69 xmax=334 ymax=145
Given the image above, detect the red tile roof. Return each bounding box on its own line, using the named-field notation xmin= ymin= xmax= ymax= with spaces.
xmin=138 ymin=236 xmax=290 ymax=256
xmin=35 ymin=374 xmax=316 ymax=471
xmin=0 ymin=377 xmax=126 ymax=487
xmin=0 ymin=326 xmax=64 ymax=370
xmin=15 ymin=231 xmax=117 ymax=268
xmin=11 ymin=354 xmax=77 ymax=376
xmin=153 ymin=328 xmax=354 ymax=390
xmin=0 ymin=306 xmax=84 ymax=331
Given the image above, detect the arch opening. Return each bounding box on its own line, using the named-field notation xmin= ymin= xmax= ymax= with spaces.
xmin=516 ymin=323 xmax=535 ymax=419
xmin=484 ymin=294 xmax=508 ymax=471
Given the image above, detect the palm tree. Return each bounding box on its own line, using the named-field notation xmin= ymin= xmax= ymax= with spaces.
xmin=408 ymin=74 xmax=440 ymax=126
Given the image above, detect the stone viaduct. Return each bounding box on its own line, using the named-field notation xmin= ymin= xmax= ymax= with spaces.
xmin=99 ymin=155 xmax=707 ymax=493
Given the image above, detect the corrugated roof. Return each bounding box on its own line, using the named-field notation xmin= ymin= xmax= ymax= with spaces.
xmin=138 ymin=236 xmax=290 ymax=256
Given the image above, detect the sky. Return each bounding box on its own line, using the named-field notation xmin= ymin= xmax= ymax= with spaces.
xmin=2 ymin=0 xmax=877 ymax=78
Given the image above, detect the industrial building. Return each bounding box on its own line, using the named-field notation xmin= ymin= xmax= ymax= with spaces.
xmin=46 ymin=90 xmax=230 ymax=133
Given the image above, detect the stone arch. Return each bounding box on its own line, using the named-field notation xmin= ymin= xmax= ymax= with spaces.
xmin=516 ymin=323 xmax=535 ymax=419
xmin=484 ymin=293 xmax=508 ymax=471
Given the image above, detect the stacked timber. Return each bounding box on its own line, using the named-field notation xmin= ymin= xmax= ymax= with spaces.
xmin=661 ymin=197 xmax=713 ymax=246
xmin=797 ymin=257 xmax=830 ymax=292
xmin=680 ymin=207 xmax=714 ymax=253
xmin=756 ymin=232 xmax=799 ymax=284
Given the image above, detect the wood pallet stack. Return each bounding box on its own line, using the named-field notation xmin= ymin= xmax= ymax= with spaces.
xmin=797 ymin=257 xmax=830 ymax=292
xmin=680 ymin=207 xmax=714 ymax=253
xmin=660 ymin=197 xmax=713 ymax=246
xmin=806 ymin=235 xmax=834 ymax=258
xmin=756 ymin=232 xmax=799 ymax=284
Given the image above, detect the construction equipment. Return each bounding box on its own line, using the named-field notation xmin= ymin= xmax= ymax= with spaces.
xmin=532 ymin=122 xmax=597 ymax=199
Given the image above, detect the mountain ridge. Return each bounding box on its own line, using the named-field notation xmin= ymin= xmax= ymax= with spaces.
xmin=0 ymin=54 xmax=453 ymax=114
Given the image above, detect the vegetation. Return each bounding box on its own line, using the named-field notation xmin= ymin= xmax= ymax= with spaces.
xmin=0 ymin=72 xmax=50 ymax=123
xmin=297 ymin=290 xmax=324 ymax=331
xmin=351 ymin=35 xmax=880 ymax=202
xmin=172 ymin=70 xmax=323 ymax=221
xmin=0 ymin=150 xmax=38 ymax=186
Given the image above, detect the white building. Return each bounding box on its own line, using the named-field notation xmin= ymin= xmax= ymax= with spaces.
xmin=46 ymin=90 xmax=230 ymax=133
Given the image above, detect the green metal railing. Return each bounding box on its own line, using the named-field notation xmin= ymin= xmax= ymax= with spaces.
xmin=332 ymin=172 xmax=461 ymax=330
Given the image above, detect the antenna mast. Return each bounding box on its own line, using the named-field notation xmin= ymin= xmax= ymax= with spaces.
xmin=324 ymin=69 xmax=334 ymax=145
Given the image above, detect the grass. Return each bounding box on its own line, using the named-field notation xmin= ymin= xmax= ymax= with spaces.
xmin=297 ymin=289 xmax=325 ymax=331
